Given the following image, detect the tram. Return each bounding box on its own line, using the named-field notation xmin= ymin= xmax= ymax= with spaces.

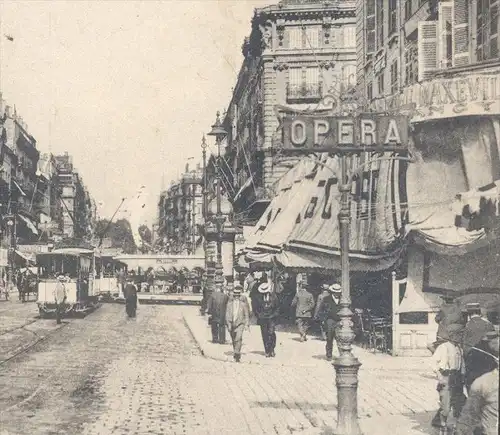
xmin=100 ymin=255 xmax=127 ymax=297
xmin=36 ymin=247 xmax=100 ymax=318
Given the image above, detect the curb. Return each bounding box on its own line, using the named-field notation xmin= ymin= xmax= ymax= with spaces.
xmin=0 ymin=321 xmax=69 ymax=366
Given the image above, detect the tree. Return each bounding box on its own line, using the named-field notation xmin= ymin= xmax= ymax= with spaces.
xmin=95 ymin=218 xmax=137 ymax=254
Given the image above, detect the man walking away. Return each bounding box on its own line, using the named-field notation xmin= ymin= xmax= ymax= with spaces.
xmin=456 ymin=330 xmax=499 ymax=435
xmin=123 ymin=273 xmax=138 ymax=318
xmin=254 ymin=282 xmax=280 ymax=357
xmin=314 ymin=283 xmax=341 ymax=361
xmin=314 ymin=283 xmax=331 ymax=341
xmin=226 ymin=284 xmax=250 ymax=362
xmin=292 ymin=280 xmax=316 ymax=342
xmin=54 ymin=274 xmax=68 ymax=324
xmin=462 ymin=303 xmax=495 ymax=392
xmin=430 ymin=324 xmax=467 ymax=433
xmin=207 ymin=288 xmax=229 ymax=344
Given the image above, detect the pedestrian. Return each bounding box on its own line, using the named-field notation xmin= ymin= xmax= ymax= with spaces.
xmin=53 ymin=274 xmax=68 ymax=324
xmin=117 ymin=268 xmax=126 ymax=298
xmin=225 ymin=283 xmax=250 ymax=362
xmin=249 ymin=271 xmax=267 ymax=317
xmin=428 ymin=293 xmax=466 ymax=354
xmin=123 ymin=272 xmax=138 ymax=318
xmin=207 ymin=287 xmax=229 ymax=344
xmin=243 ymin=272 xmax=255 ymax=293
xmin=314 ymin=283 xmax=331 ymax=341
xmin=462 ymin=303 xmax=496 ymax=392
xmin=429 ymin=324 xmax=467 ymax=432
xmin=253 ymin=282 xmax=280 ymax=357
xmin=455 ymin=329 xmax=499 ymax=435
xmin=314 ymin=283 xmax=342 ymax=361
xmin=291 ymin=279 xmax=316 ymax=342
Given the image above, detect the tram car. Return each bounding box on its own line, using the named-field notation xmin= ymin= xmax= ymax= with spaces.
xmin=100 ymin=255 xmax=127 ymax=298
xmin=36 ymin=248 xmax=100 ymax=318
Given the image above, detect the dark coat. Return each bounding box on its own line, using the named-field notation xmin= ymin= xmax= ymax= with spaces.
xmin=314 ymin=293 xmax=340 ymax=322
xmin=123 ymin=283 xmax=137 ymax=300
xmin=207 ymin=291 xmax=229 ymax=324
xmin=253 ymin=292 xmax=280 ymax=321
xmin=291 ymin=288 xmax=316 ymax=318
xmin=462 ymin=316 xmax=495 ymax=356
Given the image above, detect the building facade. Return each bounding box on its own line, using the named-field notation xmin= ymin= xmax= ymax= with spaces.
xmin=157 ymin=164 xmax=204 ymax=254
xmin=356 ymin=0 xmax=500 ymax=355
xmin=219 ymin=0 xmax=357 ymax=224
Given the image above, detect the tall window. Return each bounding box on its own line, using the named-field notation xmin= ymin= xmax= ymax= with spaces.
xmin=286 ymin=26 xmax=320 ymax=49
xmin=377 ymin=73 xmax=385 ymax=96
xmin=287 ymin=67 xmax=321 ymax=102
xmin=405 ymin=43 xmax=418 ymax=85
xmin=476 ymin=0 xmax=499 ymax=61
xmin=342 ymin=64 xmax=357 ymax=91
xmin=366 ymin=0 xmax=376 ymax=55
xmin=343 ymin=26 xmax=356 ymax=48
xmin=405 ymin=0 xmax=413 ymax=21
xmin=367 ymin=82 xmax=373 ymax=101
xmin=389 ymin=0 xmax=398 ymax=35
xmin=355 ymin=171 xmax=379 ymax=221
xmin=390 ymin=60 xmax=399 ymax=94
xmin=376 ymin=0 xmax=384 ymax=48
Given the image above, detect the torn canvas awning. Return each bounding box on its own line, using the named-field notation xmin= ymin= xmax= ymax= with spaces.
xmin=12 ymin=180 xmax=27 ymax=197
xmin=18 ymin=214 xmax=38 ymax=235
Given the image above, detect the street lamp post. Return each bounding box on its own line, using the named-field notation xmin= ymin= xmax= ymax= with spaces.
xmin=6 ymin=217 xmax=15 ymax=292
xmin=207 ymin=111 xmax=228 ymax=293
xmin=200 ymin=135 xmax=212 ymax=314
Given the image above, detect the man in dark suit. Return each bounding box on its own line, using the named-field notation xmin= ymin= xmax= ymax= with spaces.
xmin=314 ymin=283 xmax=341 ymax=361
xmin=207 ymin=288 xmax=229 ymax=344
xmin=462 ymin=303 xmax=496 ymax=392
xmin=225 ymin=284 xmax=250 ymax=362
xmin=254 ymin=282 xmax=280 ymax=357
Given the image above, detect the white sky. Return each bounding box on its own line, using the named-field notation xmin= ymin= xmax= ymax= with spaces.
xmin=0 ymin=0 xmax=272 ymax=227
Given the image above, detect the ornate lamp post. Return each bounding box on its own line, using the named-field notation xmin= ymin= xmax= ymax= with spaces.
xmin=207 ymin=111 xmax=228 ymax=293
xmin=200 ymin=135 xmax=211 ymax=314
xmin=6 ymin=218 xmax=15 ymax=292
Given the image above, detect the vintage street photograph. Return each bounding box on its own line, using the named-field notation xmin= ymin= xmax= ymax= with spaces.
xmin=0 ymin=0 xmax=498 ymax=434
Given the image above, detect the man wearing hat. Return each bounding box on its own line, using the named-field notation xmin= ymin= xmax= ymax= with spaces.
xmin=314 ymin=283 xmax=331 ymax=341
xmin=313 ymin=283 xmax=342 ymax=361
xmin=225 ymin=284 xmax=250 ymax=362
xmin=253 ymin=281 xmax=280 ymax=357
xmin=207 ymin=287 xmax=229 ymax=344
xmin=291 ymin=279 xmax=316 ymax=342
xmin=456 ymin=329 xmax=499 ymax=435
xmin=54 ymin=274 xmax=69 ymax=324
xmin=123 ymin=272 xmax=138 ymax=318
xmin=462 ymin=303 xmax=495 ymax=392
xmin=430 ymin=323 xmax=466 ymax=431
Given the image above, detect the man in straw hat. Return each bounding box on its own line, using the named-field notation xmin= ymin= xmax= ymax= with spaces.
xmin=225 ymin=283 xmax=250 ymax=362
xmin=313 ymin=283 xmax=342 ymax=361
xmin=462 ymin=303 xmax=495 ymax=392
xmin=430 ymin=323 xmax=466 ymax=431
xmin=253 ymin=281 xmax=280 ymax=358
xmin=456 ymin=329 xmax=499 ymax=435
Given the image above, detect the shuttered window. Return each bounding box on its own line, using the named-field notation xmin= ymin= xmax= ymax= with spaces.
xmin=453 ymin=0 xmax=470 ymax=66
xmin=306 ymin=67 xmax=320 ymax=88
xmin=438 ymin=2 xmax=453 ymax=69
xmin=289 ymin=68 xmax=303 ymax=88
xmin=305 ymin=27 xmax=320 ymax=48
xmin=376 ymin=0 xmax=384 ymax=49
xmin=288 ymin=27 xmax=303 ymax=49
xmin=418 ymin=21 xmax=438 ymax=82
xmin=366 ymin=0 xmax=376 ymax=55
xmin=476 ymin=0 xmax=500 ymax=61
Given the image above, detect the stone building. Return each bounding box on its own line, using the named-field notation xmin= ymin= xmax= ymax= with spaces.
xmin=157 ymin=164 xmax=204 ymax=254
xmin=356 ymin=0 xmax=500 ymax=355
xmin=220 ymin=0 xmax=357 ymax=224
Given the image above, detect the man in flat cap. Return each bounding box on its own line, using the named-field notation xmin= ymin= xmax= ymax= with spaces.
xmin=462 ymin=303 xmax=496 ymax=392
xmin=456 ymin=329 xmax=499 ymax=435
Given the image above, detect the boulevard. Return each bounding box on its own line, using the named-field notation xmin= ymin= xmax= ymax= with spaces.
xmin=0 ymin=302 xmax=437 ymax=435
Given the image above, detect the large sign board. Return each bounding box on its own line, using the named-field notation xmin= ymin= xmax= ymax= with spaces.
xmin=282 ymin=114 xmax=409 ymax=153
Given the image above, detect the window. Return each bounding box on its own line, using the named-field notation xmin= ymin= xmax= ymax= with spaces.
xmin=405 ymin=1 xmax=413 ymax=21
xmin=355 ymin=170 xmax=379 ymax=220
xmin=287 ymin=67 xmax=322 ymax=102
xmin=377 ymin=73 xmax=385 ymax=96
xmin=342 ymin=64 xmax=357 ymax=91
xmin=438 ymin=2 xmax=453 ymax=68
xmin=286 ymin=26 xmax=320 ymax=49
xmin=476 ymin=0 xmax=500 ymax=61
xmin=405 ymin=43 xmax=418 ymax=85
xmin=390 ymin=60 xmax=399 ymax=94
xmin=343 ymin=26 xmax=356 ymax=48
xmin=367 ymin=82 xmax=373 ymax=101
xmin=366 ymin=0 xmax=376 ymax=55
xmin=376 ymin=0 xmax=384 ymax=48
xmin=389 ymin=0 xmax=398 ymax=35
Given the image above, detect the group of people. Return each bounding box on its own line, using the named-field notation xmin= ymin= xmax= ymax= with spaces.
xmin=429 ymin=296 xmax=499 ymax=435
xmin=205 ymin=271 xmax=344 ymax=363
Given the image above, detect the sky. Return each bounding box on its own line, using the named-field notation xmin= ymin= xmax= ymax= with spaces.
xmin=0 ymin=0 xmax=272 ymax=228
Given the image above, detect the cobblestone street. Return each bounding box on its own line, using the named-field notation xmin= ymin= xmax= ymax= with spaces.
xmin=0 ymin=303 xmax=441 ymax=434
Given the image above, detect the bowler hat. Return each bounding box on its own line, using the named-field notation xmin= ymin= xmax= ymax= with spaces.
xmin=466 ymin=303 xmax=481 ymax=313
xmin=258 ymin=282 xmax=270 ymax=293
xmin=233 ymin=286 xmax=242 ymax=295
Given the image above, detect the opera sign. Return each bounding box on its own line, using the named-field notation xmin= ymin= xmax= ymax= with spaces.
xmin=283 ymin=114 xmax=409 ymax=152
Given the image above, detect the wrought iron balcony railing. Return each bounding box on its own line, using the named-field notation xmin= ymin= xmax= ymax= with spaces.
xmin=286 ymin=83 xmax=322 ymax=103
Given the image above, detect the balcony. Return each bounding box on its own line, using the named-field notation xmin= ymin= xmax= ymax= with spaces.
xmin=286 ymin=83 xmax=322 ymax=103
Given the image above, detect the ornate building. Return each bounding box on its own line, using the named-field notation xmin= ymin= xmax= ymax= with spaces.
xmin=219 ymin=0 xmax=357 ymax=225
xmin=157 ymin=164 xmax=204 ymax=254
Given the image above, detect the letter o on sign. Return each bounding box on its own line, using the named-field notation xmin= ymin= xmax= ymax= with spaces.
xmin=290 ymin=120 xmax=306 ymax=147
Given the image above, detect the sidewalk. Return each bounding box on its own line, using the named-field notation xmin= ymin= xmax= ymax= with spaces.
xmin=0 ymin=298 xmax=66 ymax=364
xmin=182 ymin=308 xmax=439 ymax=435
xmin=182 ymin=309 xmax=433 ymax=372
